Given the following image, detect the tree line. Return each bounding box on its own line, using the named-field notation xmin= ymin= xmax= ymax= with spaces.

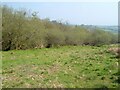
xmin=1 ymin=5 xmax=118 ymax=51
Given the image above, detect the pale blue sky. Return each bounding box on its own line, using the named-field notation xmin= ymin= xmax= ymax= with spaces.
xmin=2 ymin=2 xmax=118 ymax=25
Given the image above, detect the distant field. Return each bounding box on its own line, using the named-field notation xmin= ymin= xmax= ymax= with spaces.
xmin=82 ymin=25 xmax=118 ymax=34
xmin=2 ymin=45 xmax=119 ymax=88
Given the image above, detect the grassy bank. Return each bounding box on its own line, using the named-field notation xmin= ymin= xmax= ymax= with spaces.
xmin=2 ymin=45 xmax=119 ymax=88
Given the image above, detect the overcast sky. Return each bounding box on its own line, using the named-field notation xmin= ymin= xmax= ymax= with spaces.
xmin=2 ymin=2 xmax=118 ymax=25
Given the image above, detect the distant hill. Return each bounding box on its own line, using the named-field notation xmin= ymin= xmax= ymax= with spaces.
xmin=97 ymin=26 xmax=118 ymax=34
xmin=80 ymin=25 xmax=118 ymax=34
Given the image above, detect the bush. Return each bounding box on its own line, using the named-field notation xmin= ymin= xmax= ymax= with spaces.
xmin=1 ymin=6 xmax=118 ymax=50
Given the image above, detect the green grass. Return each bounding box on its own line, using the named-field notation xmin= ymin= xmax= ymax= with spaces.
xmin=2 ymin=45 xmax=119 ymax=88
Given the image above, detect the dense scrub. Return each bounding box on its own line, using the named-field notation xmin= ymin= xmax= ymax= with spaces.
xmin=1 ymin=5 xmax=118 ymax=51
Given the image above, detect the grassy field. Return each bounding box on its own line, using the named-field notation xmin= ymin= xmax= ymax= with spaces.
xmin=2 ymin=45 xmax=119 ymax=88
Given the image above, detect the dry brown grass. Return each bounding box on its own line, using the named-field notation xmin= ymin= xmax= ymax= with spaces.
xmin=108 ymin=47 xmax=120 ymax=58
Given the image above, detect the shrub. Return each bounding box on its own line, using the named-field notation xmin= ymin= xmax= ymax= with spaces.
xmin=1 ymin=6 xmax=118 ymax=50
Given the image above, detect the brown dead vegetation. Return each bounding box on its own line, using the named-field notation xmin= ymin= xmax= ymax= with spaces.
xmin=108 ymin=47 xmax=120 ymax=58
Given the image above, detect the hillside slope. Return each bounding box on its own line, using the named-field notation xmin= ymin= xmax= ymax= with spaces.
xmin=2 ymin=45 xmax=119 ymax=88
